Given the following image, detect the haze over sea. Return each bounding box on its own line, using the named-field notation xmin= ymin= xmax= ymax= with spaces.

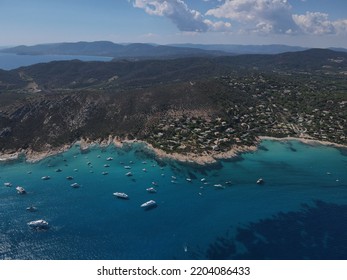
xmin=1 ymin=140 xmax=347 ymax=260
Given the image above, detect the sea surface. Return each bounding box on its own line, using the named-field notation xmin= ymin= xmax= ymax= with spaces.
xmin=0 ymin=140 xmax=347 ymax=260
xmin=0 ymin=53 xmax=113 ymax=70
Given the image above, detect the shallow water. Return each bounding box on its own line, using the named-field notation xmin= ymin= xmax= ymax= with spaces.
xmin=0 ymin=140 xmax=346 ymax=259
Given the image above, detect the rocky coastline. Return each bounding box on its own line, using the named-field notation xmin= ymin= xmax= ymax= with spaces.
xmin=0 ymin=135 xmax=346 ymax=166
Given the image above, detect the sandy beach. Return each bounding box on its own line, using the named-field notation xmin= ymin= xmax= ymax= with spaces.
xmin=258 ymin=136 xmax=347 ymax=149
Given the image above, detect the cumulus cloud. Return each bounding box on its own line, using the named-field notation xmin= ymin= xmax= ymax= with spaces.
xmin=132 ymin=0 xmax=232 ymax=32
xmin=204 ymin=20 xmax=232 ymax=32
xmin=293 ymin=12 xmax=347 ymax=35
xmin=131 ymin=0 xmax=347 ymax=36
xmin=206 ymin=0 xmax=299 ymax=34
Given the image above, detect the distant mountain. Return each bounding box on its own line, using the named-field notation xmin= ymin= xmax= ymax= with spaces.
xmin=330 ymin=47 xmax=347 ymax=53
xmin=3 ymin=41 xmax=346 ymax=59
xmin=1 ymin=41 xmax=228 ymax=59
xmin=168 ymin=44 xmax=308 ymax=54
xmin=169 ymin=44 xmax=347 ymax=55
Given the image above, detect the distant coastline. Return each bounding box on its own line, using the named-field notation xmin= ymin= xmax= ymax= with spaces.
xmin=1 ymin=135 xmax=346 ymax=165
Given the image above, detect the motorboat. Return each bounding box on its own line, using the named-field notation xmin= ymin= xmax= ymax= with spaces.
xmin=146 ymin=187 xmax=157 ymax=193
xmin=124 ymin=166 xmax=131 ymax=169
xmin=16 ymin=186 xmax=26 ymax=194
xmin=41 ymin=176 xmax=50 ymax=180
xmin=186 ymin=178 xmax=192 ymax=182
xmin=104 ymin=164 xmax=110 ymax=167
xmin=55 ymin=168 xmax=62 ymax=172
xmin=4 ymin=182 xmax=12 ymax=187
xmin=26 ymin=206 xmax=37 ymax=212
xmin=257 ymin=178 xmax=265 ymax=185
xmin=106 ymin=157 xmax=113 ymax=161
xmin=151 ymin=181 xmax=158 ymax=186
xmin=141 ymin=200 xmax=157 ymax=209
xmin=214 ymin=184 xmax=225 ymax=189
xmin=71 ymin=183 xmax=80 ymax=188
xmin=27 ymin=219 xmax=49 ymax=229
xmin=66 ymin=176 xmax=74 ymax=180
xmin=113 ymin=192 xmax=129 ymax=199
xmin=102 ymin=171 xmax=108 ymax=175
xmin=125 ymin=172 xmax=132 ymax=176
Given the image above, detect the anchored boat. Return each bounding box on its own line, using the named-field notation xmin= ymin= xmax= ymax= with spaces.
xmin=113 ymin=192 xmax=129 ymax=199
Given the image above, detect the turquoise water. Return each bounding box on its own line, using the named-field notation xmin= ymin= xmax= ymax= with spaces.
xmin=0 ymin=53 xmax=113 ymax=70
xmin=0 ymin=140 xmax=346 ymax=260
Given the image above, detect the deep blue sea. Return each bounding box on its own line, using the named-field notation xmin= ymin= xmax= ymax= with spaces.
xmin=1 ymin=140 xmax=347 ymax=260
xmin=0 ymin=53 xmax=113 ymax=70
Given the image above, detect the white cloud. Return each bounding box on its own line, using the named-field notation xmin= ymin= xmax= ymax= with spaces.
xmin=132 ymin=0 xmax=232 ymax=32
xmin=131 ymin=0 xmax=347 ymax=36
xmin=333 ymin=19 xmax=347 ymax=34
xmin=133 ymin=0 xmax=207 ymax=32
xmin=204 ymin=19 xmax=232 ymax=32
xmin=206 ymin=0 xmax=299 ymax=34
xmin=293 ymin=12 xmax=347 ymax=35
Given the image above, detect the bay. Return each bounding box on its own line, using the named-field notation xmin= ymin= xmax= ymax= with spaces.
xmin=0 ymin=140 xmax=346 ymax=260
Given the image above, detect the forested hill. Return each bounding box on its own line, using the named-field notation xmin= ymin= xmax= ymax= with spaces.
xmin=1 ymin=48 xmax=346 ymax=92
xmin=0 ymin=49 xmax=346 ymax=156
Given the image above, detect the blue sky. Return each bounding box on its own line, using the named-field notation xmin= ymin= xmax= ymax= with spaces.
xmin=1 ymin=0 xmax=346 ymax=47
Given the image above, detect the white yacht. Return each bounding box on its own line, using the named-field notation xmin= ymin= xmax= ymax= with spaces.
xmin=16 ymin=186 xmax=26 ymax=194
xmin=140 ymin=200 xmax=157 ymax=208
xmin=106 ymin=157 xmax=113 ymax=161
xmin=41 ymin=176 xmax=50 ymax=180
xmin=4 ymin=182 xmax=12 ymax=187
xmin=257 ymin=178 xmax=265 ymax=185
xmin=71 ymin=183 xmax=80 ymax=188
xmin=125 ymin=171 xmax=132 ymax=176
xmin=27 ymin=219 xmax=49 ymax=229
xmin=113 ymin=192 xmax=129 ymax=199
xmin=146 ymin=187 xmax=157 ymax=193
